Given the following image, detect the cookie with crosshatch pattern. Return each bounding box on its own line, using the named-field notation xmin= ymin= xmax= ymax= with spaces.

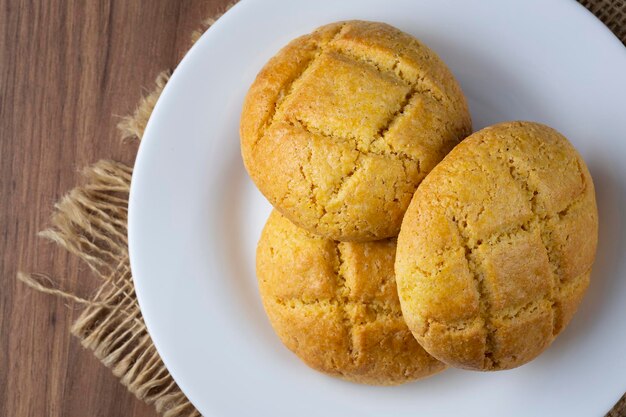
xmin=257 ymin=210 xmax=445 ymax=385
xmin=395 ymin=121 xmax=598 ymax=371
xmin=241 ymin=20 xmax=471 ymax=241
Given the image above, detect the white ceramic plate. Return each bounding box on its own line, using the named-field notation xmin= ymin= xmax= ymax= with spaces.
xmin=128 ymin=0 xmax=626 ymax=415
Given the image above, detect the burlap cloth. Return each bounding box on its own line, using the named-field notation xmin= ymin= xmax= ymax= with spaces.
xmin=18 ymin=1 xmax=626 ymax=416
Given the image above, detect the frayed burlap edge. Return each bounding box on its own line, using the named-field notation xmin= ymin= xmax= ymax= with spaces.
xmin=19 ymin=159 xmax=198 ymax=417
xmin=17 ymin=0 xmax=626 ymax=416
xmin=117 ymin=71 xmax=171 ymax=142
xmin=18 ymin=148 xmax=200 ymax=416
xmin=17 ymin=2 xmax=237 ymax=416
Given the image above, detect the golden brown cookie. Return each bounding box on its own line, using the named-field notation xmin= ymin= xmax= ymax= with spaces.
xmin=257 ymin=210 xmax=445 ymax=385
xmin=395 ymin=121 xmax=598 ymax=371
xmin=241 ymin=20 xmax=471 ymax=241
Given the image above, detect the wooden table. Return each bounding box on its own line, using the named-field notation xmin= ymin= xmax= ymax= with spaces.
xmin=1 ymin=1 xmax=229 ymax=415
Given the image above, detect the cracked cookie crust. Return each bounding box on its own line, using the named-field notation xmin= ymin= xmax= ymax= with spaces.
xmin=241 ymin=20 xmax=472 ymax=241
xmin=395 ymin=121 xmax=598 ymax=371
xmin=257 ymin=210 xmax=445 ymax=385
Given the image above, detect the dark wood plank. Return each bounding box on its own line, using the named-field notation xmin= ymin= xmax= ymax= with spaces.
xmin=0 ymin=1 xmax=229 ymax=415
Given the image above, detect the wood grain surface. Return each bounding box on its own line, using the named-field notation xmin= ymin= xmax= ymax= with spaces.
xmin=0 ymin=1 xmax=228 ymax=416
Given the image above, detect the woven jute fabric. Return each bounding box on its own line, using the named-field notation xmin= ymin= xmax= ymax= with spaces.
xmin=18 ymin=1 xmax=626 ymax=416
xmin=580 ymin=0 xmax=626 ymax=43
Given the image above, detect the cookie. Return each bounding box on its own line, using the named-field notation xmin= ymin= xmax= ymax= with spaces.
xmin=241 ymin=20 xmax=471 ymax=241
xmin=395 ymin=121 xmax=598 ymax=371
xmin=257 ymin=210 xmax=445 ymax=385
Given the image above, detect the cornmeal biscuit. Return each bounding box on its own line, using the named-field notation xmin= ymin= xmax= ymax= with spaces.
xmin=257 ymin=210 xmax=445 ymax=385
xmin=241 ymin=21 xmax=471 ymax=241
xmin=395 ymin=121 xmax=598 ymax=371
